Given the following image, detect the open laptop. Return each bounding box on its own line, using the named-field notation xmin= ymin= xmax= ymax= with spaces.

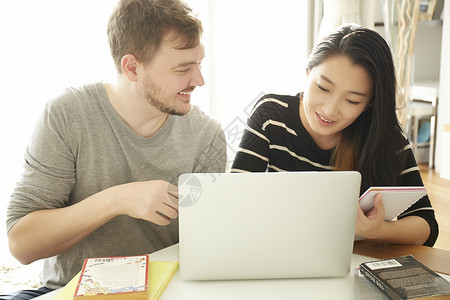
xmin=178 ymin=171 xmax=361 ymax=281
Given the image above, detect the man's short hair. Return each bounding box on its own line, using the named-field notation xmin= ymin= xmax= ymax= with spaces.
xmin=107 ymin=0 xmax=203 ymax=73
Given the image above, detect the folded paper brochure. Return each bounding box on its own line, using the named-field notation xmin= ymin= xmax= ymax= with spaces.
xmin=53 ymin=260 xmax=178 ymax=300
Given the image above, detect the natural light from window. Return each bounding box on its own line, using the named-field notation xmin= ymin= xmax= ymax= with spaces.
xmin=0 ymin=0 xmax=308 ymax=275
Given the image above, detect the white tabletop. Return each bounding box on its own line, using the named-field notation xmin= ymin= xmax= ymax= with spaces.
xmin=154 ymin=244 xmax=377 ymax=300
xmin=36 ymin=244 xmax=450 ymax=300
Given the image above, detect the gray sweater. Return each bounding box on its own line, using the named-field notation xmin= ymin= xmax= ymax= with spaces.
xmin=7 ymin=82 xmax=226 ymax=288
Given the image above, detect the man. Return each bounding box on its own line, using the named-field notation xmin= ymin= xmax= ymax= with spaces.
xmin=4 ymin=0 xmax=226 ymax=298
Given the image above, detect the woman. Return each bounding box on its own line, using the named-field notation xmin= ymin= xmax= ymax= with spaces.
xmin=231 ymin=24 xmax=438 ymax=247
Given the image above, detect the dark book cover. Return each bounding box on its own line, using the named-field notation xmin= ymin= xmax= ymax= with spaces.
xmin=359 ymin=255 xmax=450 ymax=299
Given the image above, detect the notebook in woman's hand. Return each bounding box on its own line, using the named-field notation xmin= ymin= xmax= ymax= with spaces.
xmin=359 ymin=186 xmax=427 ymax=221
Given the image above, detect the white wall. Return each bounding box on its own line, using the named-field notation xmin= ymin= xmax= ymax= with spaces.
xmin=413 ymin=24 xmax=442 ymax=82
xmin=208 ymin=0 xmax=309 ymax=126
xmin=206 ymin=1 xmax=309 ymax=166
xmin=435 ymin=2 xmax=450 ymax=175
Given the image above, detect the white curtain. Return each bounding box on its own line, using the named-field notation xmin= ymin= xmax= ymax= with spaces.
xmin=201 ymin=0 xmax=310 ymax=168
xmin=317 ymin=0 xmax=375 ymax=42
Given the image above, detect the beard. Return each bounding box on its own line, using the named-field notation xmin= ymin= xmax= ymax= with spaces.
xmin=143 ymin=75 xmax=191 ymax=116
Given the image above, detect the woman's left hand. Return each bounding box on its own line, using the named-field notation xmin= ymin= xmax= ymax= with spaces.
xmin=355 ymin=193 xmax=386 ymax=238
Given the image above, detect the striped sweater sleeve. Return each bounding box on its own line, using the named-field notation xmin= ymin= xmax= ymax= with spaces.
xmin=230 ymin=97 xmax=274 ymax=172
xmin=231 ymin=94 xmax=333 ymax=172
xmin=396 ymin=142 xmax=439 ymax=247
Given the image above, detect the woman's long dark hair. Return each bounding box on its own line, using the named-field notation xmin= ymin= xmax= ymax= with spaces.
xmin=306 ymin=24 xmax=405 ymax=192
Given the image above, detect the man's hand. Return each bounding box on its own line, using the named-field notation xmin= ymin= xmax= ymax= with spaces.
xmin=113 ymin=180 xmax=179 ymax=225
xmin=8 ymin=179 xmax=179 ymax=264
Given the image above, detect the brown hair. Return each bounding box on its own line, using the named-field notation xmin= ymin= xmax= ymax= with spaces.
xmin=107 ymin=0 xmax=203 ymax=73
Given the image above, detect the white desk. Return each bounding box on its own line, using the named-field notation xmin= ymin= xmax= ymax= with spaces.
xmin=151 ymin=244 xmax=368 ymax=300
xmin=36 ymin=243 xmax=450 ymax=300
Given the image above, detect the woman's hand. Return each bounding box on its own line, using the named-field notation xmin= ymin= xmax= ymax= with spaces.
xmin=355 ymin=193 xmax=386 ymax=238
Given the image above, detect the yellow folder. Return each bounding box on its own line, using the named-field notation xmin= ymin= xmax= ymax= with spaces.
xmin=53 ymin=261 xmax=179 ymax=300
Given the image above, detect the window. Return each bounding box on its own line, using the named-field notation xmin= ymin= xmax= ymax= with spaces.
xmin=0 ymin=0 xmax=309 ymax=263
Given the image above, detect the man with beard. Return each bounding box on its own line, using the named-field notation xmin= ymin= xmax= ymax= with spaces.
xmin=5 ymin=0 xmax=226 ymax=298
